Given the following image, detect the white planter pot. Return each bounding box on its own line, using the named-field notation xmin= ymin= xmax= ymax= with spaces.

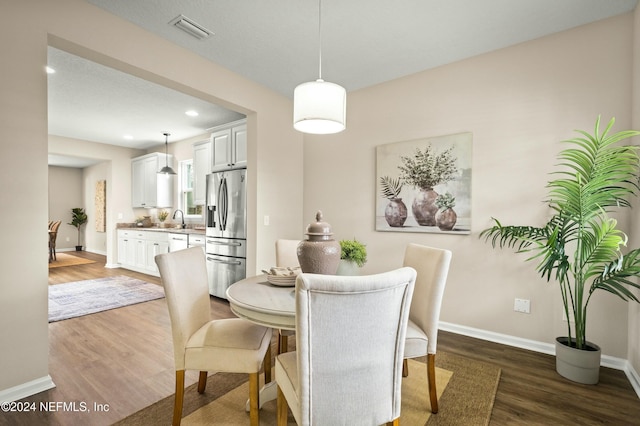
xmin=555 ymin=337 xmax=601 ymax=385
xmin=335 ymin=260 xmax=360 ymax=276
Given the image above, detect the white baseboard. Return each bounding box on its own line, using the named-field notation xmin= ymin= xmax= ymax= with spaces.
xmin=57 ymin=248 xmax=106 ymax=256
xmin=0 ymin=375 xmax=55 ymax=402
xmin=625 ymin=361 xmax=640 ymax=397
xmin=440 ymin=321 xmax=555 ymax=355
xmin=86 ymin=248 xmax=107 ymax=256
xmin=439 ymin=321 xmax=640 ymax=398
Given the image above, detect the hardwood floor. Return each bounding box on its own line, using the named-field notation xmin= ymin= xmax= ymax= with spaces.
xmin=2 ymin=251 xmax=638 ymax=425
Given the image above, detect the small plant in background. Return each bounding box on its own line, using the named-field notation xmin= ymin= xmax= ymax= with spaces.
xmin=379 ymin=176 xmax=403 ymax=199
xmin=339 ymin=239 xmax=368 ymax=267
xmin=68 ymin=207 xmax=88 ymax=249
xmin=435 ymin=192 xmax=456 ymax=210
xmin=157 ymin=209 xmax=170 ymax=222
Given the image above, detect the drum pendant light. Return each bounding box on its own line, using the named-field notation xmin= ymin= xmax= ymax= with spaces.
xmin=158 ymin=132 xmax=176 ymax=175
xmin=293 ymin=0 xmax=346 ymax=134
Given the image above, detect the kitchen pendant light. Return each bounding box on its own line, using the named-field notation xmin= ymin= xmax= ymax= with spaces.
xmin=293 ymin=0 xmax=346 ymax=134
xmin=158 ymin=132 xmax=176 ymax=175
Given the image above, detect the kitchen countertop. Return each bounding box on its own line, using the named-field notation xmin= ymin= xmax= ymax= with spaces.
xmin=117 ymin=225 xmax=206 ymax=235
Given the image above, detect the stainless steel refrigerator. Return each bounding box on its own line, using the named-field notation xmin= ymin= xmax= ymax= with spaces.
xmin=205 ymin=168 xmax=247 ymax=298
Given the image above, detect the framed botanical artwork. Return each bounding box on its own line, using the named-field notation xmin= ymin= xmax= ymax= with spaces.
xmin=376 ymin=132 xmax=472 ymax=234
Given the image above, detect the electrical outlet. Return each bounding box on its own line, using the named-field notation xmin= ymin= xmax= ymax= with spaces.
xmin=514 ymin=298 xmax=531 ymax=314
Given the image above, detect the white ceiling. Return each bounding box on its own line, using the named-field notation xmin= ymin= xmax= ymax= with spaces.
xmin=48 ymin=0 xmax=638 ymax=167
xmin=47 ymin=46 xmax=245 ymax=167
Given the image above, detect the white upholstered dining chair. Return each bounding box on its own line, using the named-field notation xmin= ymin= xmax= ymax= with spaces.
xmin=275 ymin=239 xmax=300 ymax=353
xmin=401 ymin=243 xmax=452 ymax=414
xmin=155 ymin=247 xmax=273 ymax=426
xmin=275 ymin=267 xmax=416 ymax=426
xmin=275 ymin=239 xmax=301 ymax=268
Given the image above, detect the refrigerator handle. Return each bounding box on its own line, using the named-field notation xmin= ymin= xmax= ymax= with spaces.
xmin=207 ymin=239 xmax=242 ymax=247
xmin=206 ymin=256 xmax=242 ymax=266
xmin=207 ymin=205 xmax=216 ymax=228
xmin=218 ymin=177 xmax=228 ymax=231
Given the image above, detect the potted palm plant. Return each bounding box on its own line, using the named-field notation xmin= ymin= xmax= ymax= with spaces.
xmin=480 ymin=117 xmax=640 ymax=384
xmin=68 ymin=207 xmax=88 ymax=251
xmin=336 ymin=239 xmax=367 ymax=276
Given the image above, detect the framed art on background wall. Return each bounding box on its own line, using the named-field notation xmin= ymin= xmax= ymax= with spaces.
xmin=95 ymin=180 xmax=106 ymax=232
xmin=376 ymin=132 xmax=472 ymax=234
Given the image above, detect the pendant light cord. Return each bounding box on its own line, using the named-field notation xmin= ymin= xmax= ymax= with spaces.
xmin=318 ymin=0 xmax=322 ymax=80
xmin=164 ymin=133 xmax=170 ymax=168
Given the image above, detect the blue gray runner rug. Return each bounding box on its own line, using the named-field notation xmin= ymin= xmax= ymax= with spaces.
xmin=49 ymin=276 xmax=165 ymax=322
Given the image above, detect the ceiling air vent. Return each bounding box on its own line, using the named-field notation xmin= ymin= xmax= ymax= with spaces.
xmin=169 ymin=15 xmax=213 ymax=40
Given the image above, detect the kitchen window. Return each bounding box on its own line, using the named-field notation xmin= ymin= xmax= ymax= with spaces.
xmin=179 ymin=159 xmax=202 ymax=218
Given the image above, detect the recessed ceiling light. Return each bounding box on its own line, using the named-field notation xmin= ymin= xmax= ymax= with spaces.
xmin=185 ymin=110 xmax=199 ymax=117
xmin=123 ymin=134 xmax=134 ymax=140
xmin=46 ymin=66 xmax=56 ymax=74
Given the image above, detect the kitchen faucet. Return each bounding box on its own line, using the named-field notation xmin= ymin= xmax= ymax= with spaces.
xmin=173 ymin=209 xmax=186 ymax=229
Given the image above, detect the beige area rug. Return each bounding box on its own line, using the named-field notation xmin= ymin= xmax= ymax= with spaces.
xmin=116 ymin=352 xmax=500 ymax=426
xmin=48 ymin=252 xmax=96 ymax=268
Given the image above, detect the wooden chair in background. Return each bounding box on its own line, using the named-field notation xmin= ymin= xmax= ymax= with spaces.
xmin=48 ymin=220 xmax=61 ymax=262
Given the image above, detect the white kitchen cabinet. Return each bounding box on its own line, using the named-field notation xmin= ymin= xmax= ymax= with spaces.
xmin=193 ymin=139 xmax=212 ymax=206
xmin=117 ymin=229 xmax=169 ymax=276
xmin=188 ymin=234 xmax=206 ymax=248
xmin=211 ymin=120 xmax=247 ymax=171
xmin=168 ymin=233 xmax=189 ymax=252
xmin=145 ymin=232 xmax=169 ymax=276
xmin=131 ymin=152 xmax=173 ymax=208
xmin=134 ymin=238 xmax=147 ymax=269
xmin=117 ymin=230 xmax=135 ymax=265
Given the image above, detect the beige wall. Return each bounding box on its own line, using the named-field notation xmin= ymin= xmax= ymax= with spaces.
xmin=49 ymin=162 xmax=109 ymax=254
xmin=629 ymin=6 xmax=640 ymax=373
xmin=303 ymin=13 xmax=636 ymax=359
xmin=83 ymin=161 xmax=109 ymax=254
xmin=48 ymin=166 xmax=83 ymax=251
xmin=1 ymin=0 xmax=303 ymax=396
xmin=1 ymin=0 xmax=50 ymax=396
xmin=49 ymin=134 xmax=145 ymax=265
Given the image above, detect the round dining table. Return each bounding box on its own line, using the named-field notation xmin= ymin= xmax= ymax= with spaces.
xmin=226 ymin=274 xmax=296 ymax=331
xmin=226 ymin=274 xmax=297 ymax=410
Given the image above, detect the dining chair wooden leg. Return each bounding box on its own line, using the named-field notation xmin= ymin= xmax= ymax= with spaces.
xmin=277 ymin=386 xmax=289 ymax=426
xmin=197 ymin=371 xmax=207 ymax=394
xmin=173 ymin=370 xmax=185 ymax=426
xmin=249 ymin=372 xmax=260 ymax=426
xmin=386 ymin=419 xmax=400 ymax=426
xmin=263 ymin=342 xmax=272 ymax=383
xmin=427 ymin=353 xmax=438 ymax=414
xmin=402 ymin=358 xmax=409 ymax=377
xmin=277 ymin=331 xmax=288 ymax=354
